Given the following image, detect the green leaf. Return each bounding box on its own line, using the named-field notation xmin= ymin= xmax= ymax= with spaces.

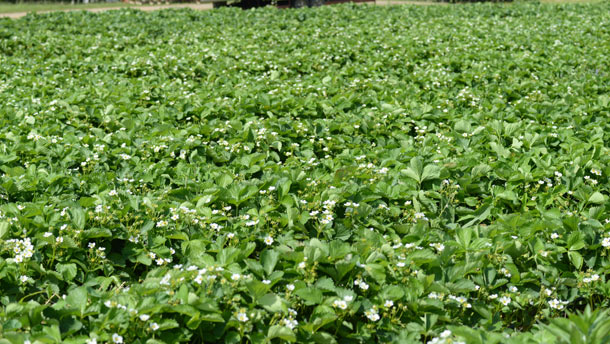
xmin=380 ymin=285 xmax=404 ymax=300
xmin=567 ymin=232 xmax=586 ymax=251
xmin=295 ymin=287 xmax=323 ymax=305
xmin=71 ymin=207 xmax=86 ymax=230
xmin=258 ymin=293 xmax=285 ymax=313
xmin=261 ymin=249 xmax=280 ymax=276
xmin=568 ymin=251 xmax=583 ymax=270
xmin=0 ymin=222 xmax=8 ymax=239
xmin=267 ymin=325 xmax=296 ymax=342
xmin=588 ymin=192 xmax=605 ymax=204
xmin=65 ymin=286 xmax=87 ymax=316
xmin=56 ymin=263 xmax=78 ymax=282
xmin=217 ymin=173 xmax=234 ymax=187
xmin=82 ymin=228 xmax=112 ymax=239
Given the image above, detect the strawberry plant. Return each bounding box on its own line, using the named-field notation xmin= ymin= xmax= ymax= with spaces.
xmin=0 ymin=2 xmax=610 ymax=343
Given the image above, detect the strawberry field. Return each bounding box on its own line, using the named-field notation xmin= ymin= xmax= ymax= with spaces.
xmin=1 ymin=2 xmax=610 ymax=343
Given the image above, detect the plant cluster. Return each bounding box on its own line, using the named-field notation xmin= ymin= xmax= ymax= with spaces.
xmin=0 ymin=2 xmax=610 ymax=343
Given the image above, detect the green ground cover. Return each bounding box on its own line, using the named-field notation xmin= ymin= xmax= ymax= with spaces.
xmin=1 ymin=2 xmax=610 ymax=343
xmin=0 ymin=2 xmax=134 ymax=14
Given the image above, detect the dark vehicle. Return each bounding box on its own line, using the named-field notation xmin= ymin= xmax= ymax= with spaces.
xmin=213 ymin=0 xmax=374 ymax=10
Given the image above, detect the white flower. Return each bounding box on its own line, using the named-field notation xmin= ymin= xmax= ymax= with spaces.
xmin=365 ymin=308 xmax=380 ymax=321
xmin=509 ymin=286 xmax=518 ymax=293
xmin=343 ymin=295 xmax=353 ymax=302
xmin=20 ymin=275 xmax=29 ymax=283
xmin=359 ymin=282 xmax=369 ymax=290
xmin=454 ymin=296 xmax=467 ymax=304
xmin=333 ymin=300 xmax=348 ymax=310
xmin=112 ymin=333 xmax=123 ymax=343
xmin=440 ymin=330 xmax=452 ymax=338
xmin=231 ymin=273 xmax=241 ymax=281
xmin=549 ymin=298 xmax=568 ymax=310
xmin=551 ymin=233 xmax=559 ymax=239
xmin=150 ymin=322 xmax=160 ymax=331
xmin=287 ymin=284 xmax=295 ymax=291
xmin=56 ymin=236 xmax=63 ymax=244
xmin=414 ymin=212 xmax=428 ymax=221
xmin=489 ymin=294 xmax=498 ymax=299
xmin=237 ymin=312 xmax=249 ymax=322
xmin=282 ymin=318 xmax=298 ymax=330
xmin=227 ymin=232 xmax=235 ymax=239
xmin=384 ymin=300 xmax=394 ymax=308
xmin=602 ymin=237 xmax=610 ymax=248
xmin=298 ymin=262 xmax=306 ymax=269
xmin=246 ymin=220 xmax=259 ymax=227
xmin=430 ymin=243 xmax=445 ymax=252
xmin=109 ymin=189 xmax=118 ymax=196
xmin=43 ymin=232 xmax=53 ymax=237
xmin=140 ymin=314 xmax=150 ymax=321
xmin=160 ymin=273 xmax=171 ymax=286
xmin=194 ymin=274 xmax=204 ymax=284
xmin=262 ymin=279 xmax=271 ymax=285
xmin=264 ymin=236 xmax=274 ymax=245
xmin=396 ymin=262 xmax=406 ymax=267
xmin=499 ymin=296 xmax=511 ymax=306
xmin=86 ymin=338 xmax=97 ymax=344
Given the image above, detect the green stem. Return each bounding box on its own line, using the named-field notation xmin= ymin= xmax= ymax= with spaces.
xmin=20 ymin=290 xmax=46 ymax=303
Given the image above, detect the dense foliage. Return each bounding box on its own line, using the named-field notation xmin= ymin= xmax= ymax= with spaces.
xmin=1 ymin=2 xmax=610 ymax=343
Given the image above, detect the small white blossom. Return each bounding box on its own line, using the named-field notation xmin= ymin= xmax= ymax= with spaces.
xmin=333 ymin=300 xmax=348 ymax=310
xmin=264 ymin=236 xmax=274 ymax=245
xmin=430 ymin=243 xmax=445 ymax=252
xmin=237 ymin=312 xmax=249 ymax=322
xmin=112 ymin=333 xmax=123 ymax=343
xmin=549 ymin=298 xmax=568 ymax=310
xmin=364 ymin=308 xmax=380 ymax=321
